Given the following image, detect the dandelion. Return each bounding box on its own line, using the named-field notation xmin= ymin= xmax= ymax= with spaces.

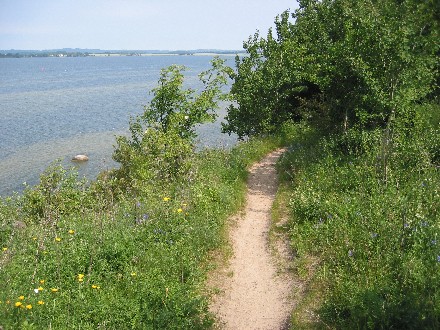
xmin=50 ymin=288 xmax=59 ymax=293
xmin=18 ymin=295 xmax=25 ymax=300
xmin=38 ymin=286 xmax=44 ymax=291
xmin=55 ymin=237 xmax=61 ymax=242
xmin=68 ymin=229 xmax=75 ymax=234
xmin=2 ymin=247 xmax=7 ymax=251
xmin=177 ymin=208 xmax=183 ymax=213
xmin=38 ymin=300 xmax=45 ymax=305
xmin=26 ymin=304 xmax=32 ymax=310
xmin=15 ymin=301 xmax=22 ymax=307
xmin=163 ymin=197 xmax=170 ymax=202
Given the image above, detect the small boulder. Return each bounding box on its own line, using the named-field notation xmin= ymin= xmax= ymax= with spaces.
xmin=72 ymin=154 xmax=89 ymax=162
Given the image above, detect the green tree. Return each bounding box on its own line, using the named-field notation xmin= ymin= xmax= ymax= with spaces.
xmin=113 ymin=57 xmax=232 ymax=186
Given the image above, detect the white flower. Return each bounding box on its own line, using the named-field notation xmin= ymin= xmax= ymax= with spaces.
xmin=34 ymin=289 xmax=39 ymax=294
xmin=184 ymin=115 xmax=189 ymax=120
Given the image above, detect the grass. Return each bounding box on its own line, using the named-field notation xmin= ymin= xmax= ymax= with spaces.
xmin=279 ymin=104 xmax=440 ymax=329
xmin=0 ymin=133 xmax=287 ymax=329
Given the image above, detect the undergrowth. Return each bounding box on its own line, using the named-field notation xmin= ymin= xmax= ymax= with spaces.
xmin=280 ymin=104 xmax=440 ymax=329
xmin=0 ymin=135 xmax=285 ymax=329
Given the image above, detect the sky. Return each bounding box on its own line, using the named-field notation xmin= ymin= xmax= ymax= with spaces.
xmin=0 ymin=0 xmax=298 ymax=51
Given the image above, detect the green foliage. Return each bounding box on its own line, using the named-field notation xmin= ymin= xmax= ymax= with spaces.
xmin=0 ymin=139 xmax=276 ymax=328
xmin=280 ymin=110 xmax=440 ymax=328
xmin=113 ymin=57 xmax=232 ymax=189
xmin=224 ymin=0 xmax=439 ymax=138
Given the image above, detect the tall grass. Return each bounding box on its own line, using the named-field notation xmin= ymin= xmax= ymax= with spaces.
xmin=0 ymin=134 xmax=285 ymax=329
xmin=281 ymin=104 xmax=440 ymax=329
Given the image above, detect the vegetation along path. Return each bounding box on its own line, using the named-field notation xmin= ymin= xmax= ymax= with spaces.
xmin=210 ymin=148 xmax=292 ymax=330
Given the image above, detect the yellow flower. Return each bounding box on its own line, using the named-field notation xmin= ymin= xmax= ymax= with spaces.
xmin=26 ymin=304 xmax=32 ymax=310
xmin=163 ymin=197 xmax=170 ymax=202
xmin=68 ymin=229 xmax=75 ymax=234
xmin=50 ymin=288 xmax=59 ymax=293
xmin=38 ymin=286 xmax=44 ymax=292
xmin=131 ymin=272 xmax=137 ymax=277
xmin=55 ymin=237 xmax=61 ymax=242
xmin=2 ymin=247 xmax=7 ymax=251
xmin=77 ymin=273 xmax=85 ymax=282
xmin=38 ymin=300 xmax=45 ymax=305
xmin=91 ymin=284 xmax=100 ymax=289
xmin=32 ymin=237 xmax=37 ymax=240
xmin=39 ymin=280 xmax=45 ymax=284
xmin=15 ymin=301 xmax=22 ymax=307
xmin=78 ymin=278 xmax=84 ymax=283
xmin=177 ymin=208 xmax=183 ymax=213
xmin=18 ymin=295 xmax=25 ymax=300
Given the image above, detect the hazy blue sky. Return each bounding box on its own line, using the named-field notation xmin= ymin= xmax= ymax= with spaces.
xmin=1 ymin=0 xmax=298 ymax=50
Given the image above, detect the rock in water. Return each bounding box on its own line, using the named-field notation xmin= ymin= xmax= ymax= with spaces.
xmin=72 ymin=154 xmax=89 ymax=162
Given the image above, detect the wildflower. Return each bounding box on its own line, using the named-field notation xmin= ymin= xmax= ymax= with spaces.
xmin=34 ymin=287 xmax=44 ymax=293
xmin=2 ymin=247 xmax=7 ymax=251
xmin=50 ymin=288 xmax=59 ymax=293
xmin=131 ymin=272 xmax=137 ymax=277
xmin=38 ymin=300 xmax=45 ymax=305
xmin=32 ymin=237 xmax=37 ymax=240
xmin=177 ymin=208 xmax=183 ymax=213
xmin=78 ymin=273 xmax=85 ymax=282
xmin=68 ymin=229 xmax=75 ymax=234
xmin=91 ymin=284 xmax=100 ymax=289
xmin=26 ymin=304 xmax=32 ymax=310
xmin=348 ymin=250 xmax=353 ymax=257
xmin=18 ymin=296 xmax=25 ymax=300
xmin=431 ymin=240 xmax=437 ymax=245
xmin=163 ymin=197 xmax=170 ymax=202
xmin=39 ymin=280 xmax=45 ymax=284
xmin=55 ymin=237 xmax=61 ymax=242
xmin=15 ymin=301 xmax=22 ymax=307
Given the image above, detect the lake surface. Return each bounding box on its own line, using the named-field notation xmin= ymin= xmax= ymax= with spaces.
xmin=0 ymin=56 xmax=237 ymax=197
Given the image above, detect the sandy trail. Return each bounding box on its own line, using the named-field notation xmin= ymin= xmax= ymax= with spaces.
xmin=210 ymin=148 xmax=291 ymax=330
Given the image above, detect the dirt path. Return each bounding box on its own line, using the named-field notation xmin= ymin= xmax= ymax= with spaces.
xmin=209 ymin=148 xmax=292 ymax=330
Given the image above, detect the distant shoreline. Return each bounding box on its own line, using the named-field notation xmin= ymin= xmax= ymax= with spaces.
xmin=0 ymin=49 xmax=245 ymax=58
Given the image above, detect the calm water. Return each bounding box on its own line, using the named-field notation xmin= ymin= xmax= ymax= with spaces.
xmin=0 ymin=56 xmax=237 ymax=196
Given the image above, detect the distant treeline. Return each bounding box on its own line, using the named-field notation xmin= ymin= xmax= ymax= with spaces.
xmin=0 ymin=49 xmax=242 ymax=58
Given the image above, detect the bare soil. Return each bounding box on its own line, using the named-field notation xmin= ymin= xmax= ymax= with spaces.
xmin=209 ymin=149 xmax=293 ymax=330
